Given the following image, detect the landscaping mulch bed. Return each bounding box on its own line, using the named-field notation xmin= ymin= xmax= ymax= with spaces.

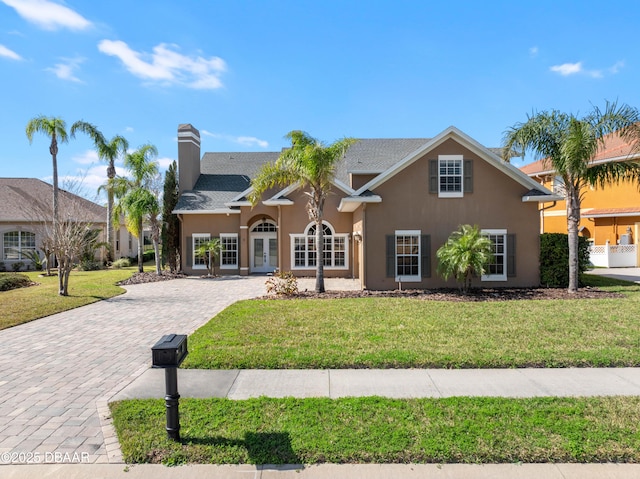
xmin=274 ymin=286 xmax=623 ymax=302
xmin=117 ymin=271 xmax=187 ymax=285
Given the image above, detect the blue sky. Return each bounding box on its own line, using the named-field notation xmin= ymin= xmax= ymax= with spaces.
xmin=1 ymin=0 xmax=639 ymax=200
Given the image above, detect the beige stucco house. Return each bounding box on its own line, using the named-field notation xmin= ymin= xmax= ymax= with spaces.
xmin=0 ymin=178 xmax=138 ymax=270
xmin=174 ymin=124 xmax=559 ymax=289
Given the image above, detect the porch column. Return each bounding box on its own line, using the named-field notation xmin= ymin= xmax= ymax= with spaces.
xmin=240 ymin=225 xmax=249 ymax=276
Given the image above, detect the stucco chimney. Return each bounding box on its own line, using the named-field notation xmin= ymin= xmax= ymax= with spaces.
xmin=177 ymin=124 xmax=201 ymax=193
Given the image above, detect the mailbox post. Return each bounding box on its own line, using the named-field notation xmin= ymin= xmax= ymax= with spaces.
xmin=151 ymin=334 xmax=188 ymax=441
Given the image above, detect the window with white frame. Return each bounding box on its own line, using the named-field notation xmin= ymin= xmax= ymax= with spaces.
xmin=438 ymin=155 xmax=463 ymax=198
xmin=3 ymin=231 xmax=36 ymax=260
xmin=552 ymin=176 xmax=566 ymax=197
xmin=395 ymin=230 xmax=421 ymax=281
xmin=482 ymin=229 xmax=507 ymax=281
xmin=220 ymin=233 xmax=238 ymax=269
xmin=192 ymin=233 xmax=211 ymax=269
xmin=290 ymin=222 xmax=348 ymax=269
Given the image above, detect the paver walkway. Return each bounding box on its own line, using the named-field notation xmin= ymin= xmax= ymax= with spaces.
xmin=0 ymin=276 xmax=266 ymax=464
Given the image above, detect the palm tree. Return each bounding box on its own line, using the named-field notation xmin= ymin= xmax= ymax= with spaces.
xmin=26 ymin=116 xmax=68 ymax=294
xmin=70 ymin=121 xmax=128 ymax=262
xmin=249 ymin=131 xmax=356 ymax=293
xmin=194 ymin=237 xmax=222 ymax=276
xmin=503 ymin=101 xmax=640 ymax=292
xmin=436 ymin=224 xmax=492 ymax=293
xmin=112 ymin=144 xmax=159 ymax=273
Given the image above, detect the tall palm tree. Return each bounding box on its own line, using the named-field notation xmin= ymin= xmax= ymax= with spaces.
xmin=112 ymin=144 xmax=159 ymax=273
xmin=503 ymin=101 xmax=640 ymax=292
xmin=249 ymin=131 xmax=356 ymax=293
xmin=436 ymin=224 xmax=492 ymax=293
xmin=70 ymin=121 xmax=129 ymax=262
xmin=25 ymin=116 xmax=68 ymax=293
xmin=25 ymin=116 xmax=68 ymax=237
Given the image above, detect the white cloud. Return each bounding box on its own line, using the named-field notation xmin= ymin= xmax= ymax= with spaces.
xmin=550 ymin=60 xmax=624 ymax=79
xmin=201 ymin=130 xmax=269 ymax=148
xmin=72 ymin=149 xmax=99 ymax=165
xmin=609 ymin=61 xmax=625 ymax=74
xmin=124 ymin=126 xmax=134 ymax=132
xmin=45 ymin=56 xmax=84 ymax=82
xmin=550 ymin=62 xmax=582 ymax=76
xmin=0 ymin=44 xmax=22 ymax=60
xmin=98 ymin=40 xmax=226 ymax=89
xmin=156 ymin=157 xmax=175 ymax=169
xmin=237 ymin=136 xmax=269 ymax=148
xmin=1 ymin=0 xmax=92 ymax=31
xmin=529 ymin=46 xmax=538 ymax=57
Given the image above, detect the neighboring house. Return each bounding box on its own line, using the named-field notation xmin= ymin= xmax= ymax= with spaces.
xmin=0 ymin=178 xmax=112 ymax=270
xmin=174 ymin=124 xmax=559 ymax=289
xmin=520 ymin=132 xmax=640 ymax=267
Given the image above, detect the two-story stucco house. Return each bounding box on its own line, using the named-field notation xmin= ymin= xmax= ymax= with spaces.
xmin=174 ymin=124 xmax=558 ymax=290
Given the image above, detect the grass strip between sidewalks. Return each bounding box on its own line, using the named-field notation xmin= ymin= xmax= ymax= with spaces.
xmin=111 ymin=396 xmax=640 ymax=465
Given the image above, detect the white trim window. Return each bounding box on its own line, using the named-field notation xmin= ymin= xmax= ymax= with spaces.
xmin=3 ymin=231 xmax=36 ymax=260
xmin=482 ymin=229 xmax=507 ymax=281
xmin=220 ymin=233 xmax=238 ymax=269
xmin=192 ymin=233 xmax=211 ymax=270
xmin=438 ymin=155 xmax=463 ymax=198
xmin=290 ymin=222 xmax=348 ymax=270
xmin=395 ymin=230 xmax=421 ymax=282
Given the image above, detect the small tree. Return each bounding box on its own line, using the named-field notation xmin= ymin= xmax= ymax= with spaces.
xmin=194 ymin=238 xmax=222 ymax=277
xmin=436 ymin=224 xmax=492 ymax=293
xmin=161 ymin=161 xmax=180 ymax=272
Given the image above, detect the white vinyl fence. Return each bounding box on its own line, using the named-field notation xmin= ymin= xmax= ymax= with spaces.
xmin=589 ymin=242 xmax=637 ymax=268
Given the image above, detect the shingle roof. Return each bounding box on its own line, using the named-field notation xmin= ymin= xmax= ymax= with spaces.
xmin=0 ymin=178 xmax=106 ymax=223
xmin=177 ymin=137 xmax=511 ymax=212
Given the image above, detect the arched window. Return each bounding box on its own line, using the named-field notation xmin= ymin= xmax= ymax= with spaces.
xmin=251 ymin=221 xmax=277 ymax=232
xmin=3 ymin=231 xmax=36 ymax=260
xmin=290 ymin=222 xmax=347 ymax=269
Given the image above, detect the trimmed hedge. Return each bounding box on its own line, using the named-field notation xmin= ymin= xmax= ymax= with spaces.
xmin=540 ymin=233 xmax=590 ymax=288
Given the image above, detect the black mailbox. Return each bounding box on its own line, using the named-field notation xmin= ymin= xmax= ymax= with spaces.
xmin=151 ymin=334 xmax=188 ymax=368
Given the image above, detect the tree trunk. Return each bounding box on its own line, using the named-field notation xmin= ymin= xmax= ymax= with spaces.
xmin=153 ymin=239 xmax=161 ymax=274
xmin=315 ymin=219 xmax=325 ymax=293
xmin=137 ymin=221 xmax=144 ymax=273
xmin=50 ymin=133 xmax=59 ymax=278
xmin=566 ymin=185 xmax=581 ymax=293
xmin=106 ymin=162 xmax=116 ymax=263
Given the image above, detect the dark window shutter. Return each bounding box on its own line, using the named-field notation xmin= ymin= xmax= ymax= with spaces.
xmin=429 ymin=159 xmax=438 ymax=193
xmin=463 ymin=159 xmax=473 ymax=193
xmin=386 ymin=235 xmax=395 ymax=277
xmin=507 ymin=234 xmax=516 ymax=277
xmin=186 ymin=236 xmax=193 ymax=267
xmin=421 ymin=234 xmax=431 ymax=278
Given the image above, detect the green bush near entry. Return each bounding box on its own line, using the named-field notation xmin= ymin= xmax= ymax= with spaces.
xmin=540 ymin=233 xmax=590 ymax=288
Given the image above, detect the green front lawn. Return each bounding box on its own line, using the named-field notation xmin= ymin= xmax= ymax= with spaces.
xmin=0 ymin=268 xmax=135 ymax=330
xmin=184 ymin=278 xmax=640 ymax=369
xmin=111 ymin=396 xmax=640 ymax=465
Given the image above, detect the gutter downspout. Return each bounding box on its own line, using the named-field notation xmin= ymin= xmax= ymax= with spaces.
xmin=539 ymin=201 xmax=557 ymax=234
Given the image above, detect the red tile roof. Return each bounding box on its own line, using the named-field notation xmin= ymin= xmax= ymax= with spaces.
xmin=520 ymin=131 xmax=640 ymax=176
xmin=582 ymin=207 xmax=640 ymax=218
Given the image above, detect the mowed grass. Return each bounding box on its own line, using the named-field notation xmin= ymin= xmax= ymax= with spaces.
xmin=0 ymin=268 xmax=135 ymax=330
xmin=111 ymin=396 xmax=640 ymax=465
xmin=184 ymin=277 xmax=640 ymax=369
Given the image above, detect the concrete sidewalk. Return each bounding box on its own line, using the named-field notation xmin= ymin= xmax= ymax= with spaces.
xmin=4 ymin=462 xmax=640 ymax=478
xmin=112 ymin=367 xmax=640 ymax=401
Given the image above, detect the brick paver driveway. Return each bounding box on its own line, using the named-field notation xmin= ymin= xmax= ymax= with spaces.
xmin=0 ymin=276 xmax=265 ymax=464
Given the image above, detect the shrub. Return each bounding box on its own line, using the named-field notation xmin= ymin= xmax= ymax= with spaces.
xmin=540 ymin=233 xmax=590 ymax=288
xmin=0 ymin=273 xmax=32 ymax=292
xmin=11 ymin=261 xmax=25 ymax=272
xmin=112 ymin=258 xmax=131 ymax=269
xmin=265 ymin=271 xmax=299 ymax=296
xmin=78 ymin=259 xmax=102 ymax=271
xmin=0 ymin=262 xmax=5 ymax=272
